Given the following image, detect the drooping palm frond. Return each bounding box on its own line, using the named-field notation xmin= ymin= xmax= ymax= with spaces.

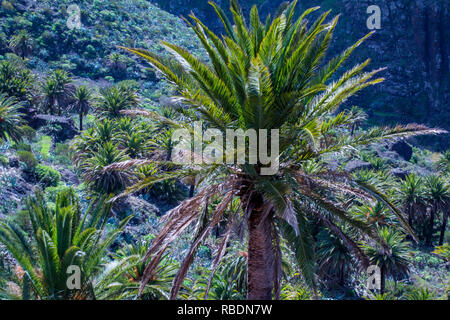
xmin=0 ymin=93 xmax=25 ymax=142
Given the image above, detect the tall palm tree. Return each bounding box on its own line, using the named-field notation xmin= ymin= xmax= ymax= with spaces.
xmin=424 ymin=175 xmax=450 ymax=246
xmin=42 ymin=70 xmax=75 ymax=116
xmin=9 ymin=30 xmax=33 ymax=59
xmin=95 ymin=85 xmax=138 ymax=119
xmin=362 ymin=227 xmax=411 ymax=294
xmin=110 ymin=0 xmax=444 ymax=299
xmin=0 ymin=93 xmax=25 ymax=143
xmin=72 ymin=85 xmax=93 ymax=131
xmin=436 ymin=150 xmax=450 ymax=174
xmin=0 ymin=189 xmax=130 ymax=299
xmin=397 ymin=174 xmax=427 ymax=238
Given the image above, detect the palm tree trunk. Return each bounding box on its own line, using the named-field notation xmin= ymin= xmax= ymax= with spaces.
xmin=189 ymin=184 xmax=195 ymax=198
xmin=79 ymin=112 xmax=83 ymax=131
xmin=439 ymin=210 xmax=448 ymax=246
xmin=380 ymin=265 xmax=386 ymax=294
xmin=427 ymin=206 xmax=436 ymax=246
xmin=246 ymin=194 xmax=275 ymax=300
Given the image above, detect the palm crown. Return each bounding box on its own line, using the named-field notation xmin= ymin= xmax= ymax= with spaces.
xmin=112 ymin=0 xmax=445 ymax=300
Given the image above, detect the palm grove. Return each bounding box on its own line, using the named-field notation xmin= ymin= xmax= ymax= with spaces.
xmin=0 ymin=0 xmax=448 ymax=300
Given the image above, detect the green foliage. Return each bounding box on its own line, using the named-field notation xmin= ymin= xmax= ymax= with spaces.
xmin=0 ymin=154 xmax=8 ymax=167
xmin=95 ymin=85 xmax=138 ymax=119
xmin=116 ymin=0 xmax=443 ymax=299
xmin=35 ymin=164 xmax=60 ymax=188
xmin=406 ymin=287 xmax=436 ymax=300
xmin=79 ymin=141 xmax=134 ymax=194
xmin=280 ymin=282 xmax=313 ymax=300
xmin=0 ymin=189 xmax=129 ymax=299
xmin=20 ymin=125 xmax=36 ymax=142
xmin=16 ymin=150 xmax=38 ymax=172
xmin=0 ymin=60 xmax=34 ymax=101
xmin=95 ymin=241 xmax=178 ymax=300
xmin=0 ymin=93 xmax=25 ymax=142
xmin=38 ymin=135 xmax=52 ymax=160
xmin=41 ymin=69 xmax=74 ymax=115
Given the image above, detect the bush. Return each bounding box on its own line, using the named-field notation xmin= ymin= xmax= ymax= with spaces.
xmin=38 ymin=135 xmax=52 ymax=160
xmin=16 ymin=150 xmax=38 ymax=172
xmin=0 ymin=155 xmax=8 ymax=167
xmin=44 ymin=184 xmax=70 ymax=203
xmin=20 ymin=125 xmax=36 ymax=141
xmin=35 ymin=164 xmax=60 ymax=187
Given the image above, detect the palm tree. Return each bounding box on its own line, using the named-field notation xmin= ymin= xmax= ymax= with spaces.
xmin=42 ymin=70 xmax=75 ymax=116
xmin=9 ymin=30 xmax=33 ymax=59
xmin=436 ymin=150 xmax=450 ymax=174
xmin=107 ymin=52 xmax=127 ymax=80
xmin=80 ymin=141 xmax=135 ymax=195
xmin=0 ymin=93 xmax=25 ymax=143
xmin=95 ymin=85 xmax=138 ymax=119
xmin=362 ymin=227 xmax=411 ymax=294
xmin=424 ymin=175 xmax=450 ymax=246
xmin=0 ymin=189 xmax=130 ymax=299
xmin=95 ymin=241 xmax=178 ymax=300
xmin=111 ymin=0 xmax=444 ymax=299
xmin=397 ymin=174 xmax=427 ymax=237
xmin=72 ymin=85 xmax=93 ymax=131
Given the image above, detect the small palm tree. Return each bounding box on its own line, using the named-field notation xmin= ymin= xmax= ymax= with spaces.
xmin=72 ymin=85 xmax=93 ymax=131
xmin=95 ymin=85 xmax=138 ymax=119
xmin=436 ymin=150 xmax=450 ymax=174
xmin=0 ymin=60 xmax=34 ymax=101
xmin=9 ymin=30 xmax=33 ymax=59
xmin=80 ymin=141 xmax=135 ymax=195
xmin=424 ymin=175 xmax=450 ymax=246
xmin=352 ymin=201 xmax=395 ymax=229
xmin=0 ymin=93 xmax=25 ymax=143
xmin=112 ymin=0 xmax=444 ymax=299
xmin=397 ymin=174 xmax=427 ymax=236
xmin=317 ymin=229 xmax=353 ymax=287
xmin=95 ymin=241 xmax=178 ymax=300
xmin=42 ymin=70 xmax=75 ymax=116
xmin=0 ymin=189 xmax=130 ymax=299
xmin=362 ymin=228 xmax=411 ymax=294
xmin=107 ymin=52 xmax=127 ymax=79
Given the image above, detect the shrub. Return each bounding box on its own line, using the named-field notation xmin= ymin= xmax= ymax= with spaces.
xmin=35 ymin=164 xmax=60 ymax=187
xmin=0 ymin=155 xmax=8 ymax=167
xmin=16 ymin=150 xmax=38 ymax=172
xmin=20 ymin=125 xmax=36 ymax=141
xmin=38 ymin=135 xmax=52 ymax=160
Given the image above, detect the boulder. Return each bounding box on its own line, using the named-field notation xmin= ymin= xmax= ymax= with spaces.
xmin=344 ymin=160 xmax=373 ymax=172
xmin=29 ymin=114 xmax=78 ymax=142
xmin=390 ymin=168 xmax=410 ymax=180
xmin=57 ymin=167 xmax=80 ymax=185
xmin=389 ymin=139 xmax=413 ymax=161
xmin=8 ymin=157 xmax=19 ymax=168
xmin=112 ymin=196 xmax=161 ymax=243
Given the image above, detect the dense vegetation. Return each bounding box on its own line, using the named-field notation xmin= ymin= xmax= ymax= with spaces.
xmin=0 ymin=0 xmax=448 ymax=300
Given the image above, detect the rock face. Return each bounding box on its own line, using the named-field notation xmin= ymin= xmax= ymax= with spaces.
xmin=390 ymin=139 xmax=413 ymax=161
xmin=344 ymin=160 xmax=373 ymax=172
xmin=29 ymin=115 xmax=78 ymax=142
